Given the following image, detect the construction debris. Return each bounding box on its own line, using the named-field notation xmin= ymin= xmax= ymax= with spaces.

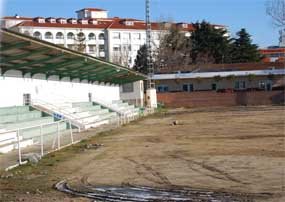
xmin=85 ymin=143 xmax=104 ymax=150
xmin=21 ymin=153 xmax=41 ymax=164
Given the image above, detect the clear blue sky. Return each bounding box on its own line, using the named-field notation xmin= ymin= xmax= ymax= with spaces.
xmin=1 ymin=0 xmax=279 ymax=48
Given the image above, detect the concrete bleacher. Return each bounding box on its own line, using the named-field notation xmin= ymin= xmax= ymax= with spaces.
xmin=0 ymin=106 xmax=68 ymax=154
xmin=32 ymin=99 xmax=140 ymax=131
xmin=57 ymin=102 xmax=118 ymax=130
xmin=109 ymin=100 xmax=140 ymax=117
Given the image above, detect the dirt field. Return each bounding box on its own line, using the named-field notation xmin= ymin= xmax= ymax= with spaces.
xmin=0 ymin=106 xmax=284 ymax=201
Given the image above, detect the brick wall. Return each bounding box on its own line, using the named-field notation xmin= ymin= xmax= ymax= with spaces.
xmin=157 ymin=91 xmax=285 ymax=108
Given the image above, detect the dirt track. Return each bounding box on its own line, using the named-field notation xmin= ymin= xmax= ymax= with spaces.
xmin=0 ymin=106 xmax=284 ymax=201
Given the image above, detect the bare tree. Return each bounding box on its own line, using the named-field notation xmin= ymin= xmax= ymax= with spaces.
xmin=266 ymin=0 xmax=285 ymax=27
xmin=154 ymin=25 xmax=192 ymax=72
xmin=112 ymin=44 xmax=131 ymax=67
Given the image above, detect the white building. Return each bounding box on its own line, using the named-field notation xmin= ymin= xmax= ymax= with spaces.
xmin=0 ymin=7 xmax=227 ymax=108
xmin=1 ymin=7 xmax=225 ymax=67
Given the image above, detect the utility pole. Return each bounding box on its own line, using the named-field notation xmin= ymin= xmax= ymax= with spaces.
xmin=146 ymin=0 xmax=155 ymax=89
xmin=145 ymin=0 xmax=157 ymax=108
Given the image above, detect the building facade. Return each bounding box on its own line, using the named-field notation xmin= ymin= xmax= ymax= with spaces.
xmin=153 ymin=63 xmax=285 ymax=93
xmin=0 ymin=7 xmax=225 ymax=68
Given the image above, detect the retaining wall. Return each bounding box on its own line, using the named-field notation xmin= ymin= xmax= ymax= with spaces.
xmin=157 ymin=91 xmax=285 ymax=108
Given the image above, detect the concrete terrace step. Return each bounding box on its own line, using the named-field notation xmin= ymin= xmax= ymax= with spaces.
xmin=112 ymin=100 xmax=123 ymax=104
xmin=75 ymin=109 xmax=110 ymax=119
xmin=72 ymin=102 xmax=93 ymax=108
xmin=0 ymin=131 xmax=17 ymax=143
xmin=80 ymin=112 xmax=117 ymax=125
xmin=63 ymin=105 xmax=102 ymax=114
xmin=0 ymin=111 xmax=42 ymax=124
xmin=20 ymin=122 xmax=67 ymax=139
xmin=2 ymin=117 xmax=54 ymax=131
xmin=0 ymin=106 xmax=30 ymax=116
xmin=0 ymin=138 xmax=34 ymax=154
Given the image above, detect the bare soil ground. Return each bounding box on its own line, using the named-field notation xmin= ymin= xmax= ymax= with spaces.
xmin=0 ymin=106 xmax=284 ymax=201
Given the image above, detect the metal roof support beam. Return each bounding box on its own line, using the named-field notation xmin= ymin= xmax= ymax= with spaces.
xmin=0 ymin=41 xmax=31 ymax=52
xmin=63 ymin=63 xmax=100 ymax=75
xmin=94 ymin=70 xmax=124 ymax=81
xmin=87 ymin=70 xmax=118 ymax=82
xmin=90 ymin=68 xmax=116 ymax=77
xmin=30 ymin=58 xmax=83 ymax=76
xmin=1 ymin=48 xmax=49 ymax=63
xmin=103 ymin=71 xmax=131 ymax=82
xmin=6 ymin=54 xmax=63 ymax=69
xmin=2 ymin=54 xmax=65 ymax=74
xmin=115 ymin=76 xmax=143 ymax=85
xmin=78 ymin=65 xmax=110 ymax=76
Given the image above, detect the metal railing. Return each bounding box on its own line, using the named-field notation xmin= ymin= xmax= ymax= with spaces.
xmin=92 ymin=98 xmax=140 ymax=121
xmin=32 ymin=99 xmax=84 ymax=130
xmin=0 ymin=119 xmax=77 ymax=170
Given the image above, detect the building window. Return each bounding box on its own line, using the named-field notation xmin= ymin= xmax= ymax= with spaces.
xmin=99 ymin=45 xmax=105 ymax=52
xmin=122 ymin=33 xmax=130 ymax=39
xmin=56 ymin=32 xmax=64 ymax=39
xmin=88 ymin=33 xmax=96 ymax=40
xmin=259 ymin=81 xmax=272 ymax=91
xmin=88 ymin=45 xmax=96 ymax=53
xmin=45 ymin=32 xmax=53 ymax=39
xmin=234 ymin=81 xmax=246 ymax=90
xmin=182 ymin=84 xmax=194 ymax=92
xmin=133 ymin=33 xmax=141 ymax=40
xmin=122 ymin=83 xmax=134 ymax=93
xmin=23 ymin=31 xmax=30 ymax=36
xmin=99 ymin=33 xmax=105 ymax=40
xmin=113 ymin=45 xmax=121 ymax=52
xmin=33 ymin=31 xmax=41 ymax=39
xmin=157 ymin=85 xmax=169 ymax=93
xmin=77 ymin=32 xmax=85 ymax=40
xmin=113 ymin=32 xmax=120 ymax=39
xmin=212 ymin=83 xmax=217 ymax=91
xmin=133 ymin=44 xmax=140 ymax=52
xmin=125 ymin=21 xmax=134 ymax=26
xmin=67 ymin=32 xmax=74 ymax=39
xmin=122 ymin=44 xmax=131 ymax=52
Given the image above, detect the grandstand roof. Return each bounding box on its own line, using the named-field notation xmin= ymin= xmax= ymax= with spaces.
xmin=0 ymin=28 xmax=147 ymax=85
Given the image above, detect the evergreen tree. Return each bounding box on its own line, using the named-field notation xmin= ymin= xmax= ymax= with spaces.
xmin=231 ymin=29 xmax=262 ymax=63
xmin=133 ymin=45 xmax=148 ymax=74
xmin=191 ymin=21 xmax=232 ymax=64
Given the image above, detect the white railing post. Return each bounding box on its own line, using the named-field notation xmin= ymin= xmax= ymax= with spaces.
xmin=69 ymin=120 xmax=74 ymax=144
xmin=16 ymin=129 xmax=22 ymax=165
xmin=40 ymin=125 xmax=44 ymax=157
xmin=57 ymin=122 xmax=60 ymax=149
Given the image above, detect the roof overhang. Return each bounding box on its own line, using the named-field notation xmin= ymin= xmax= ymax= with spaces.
xmin=152 ymin=69 xmax=285 ymax=80
xmin=0 ymin=28 xmax=147 ymax=85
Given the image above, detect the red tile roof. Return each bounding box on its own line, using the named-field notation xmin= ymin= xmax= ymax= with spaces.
xmin=260 ymin=48 xmax=285 ymax=54
xmin=76 ymin=8 xmax=107 ymax=12
xmin=17 ymin=21 xmax=111 ymax=29
xmin=16 ymin=18 xmax=195 ymax=31
xmin=157 ymin=62 xmax=285 ymax=74
xmin=3 ymin=16 xmax=33 ymax=20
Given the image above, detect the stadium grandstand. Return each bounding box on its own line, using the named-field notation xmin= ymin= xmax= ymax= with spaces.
xmin=0 ymin=28 xmax=152 ymax=166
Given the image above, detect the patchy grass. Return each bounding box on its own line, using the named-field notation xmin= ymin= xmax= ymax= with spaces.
xmin=0 ymin=106 xmax=284 ymax=202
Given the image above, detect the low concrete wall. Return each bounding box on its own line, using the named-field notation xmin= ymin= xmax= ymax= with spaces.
xmin=157 ymin=91 xmax=285 ymax=108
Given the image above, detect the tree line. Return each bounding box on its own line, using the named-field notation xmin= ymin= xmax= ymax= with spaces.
xmin=134 ymin=21 xmax=263 ymax=74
